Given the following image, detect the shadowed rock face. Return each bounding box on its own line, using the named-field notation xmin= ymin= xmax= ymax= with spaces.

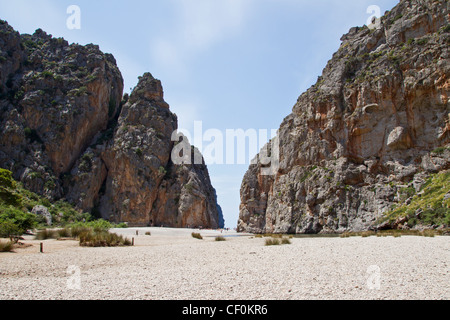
xmin=239 ymin=0 xmax=449 ymax=234
xmin=98 ymin=74 xmax=223 ymax=228
xmin=0 ymin=22 xmax=223 ymax=228
xmin=0 ymin=22 xmax=123 ymax=200
xmin=98 ymin=73 xmax=177 ymax=226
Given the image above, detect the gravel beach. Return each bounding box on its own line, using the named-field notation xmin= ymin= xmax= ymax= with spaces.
xmin=0 ymin=228 xmax=449 ymax=300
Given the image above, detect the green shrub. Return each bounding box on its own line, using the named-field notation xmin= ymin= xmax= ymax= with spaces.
xmin=158 ymin=166 xmax=167 ymax=175
xmin=215 ymin=236 xmax=226 ymax=241
xmin=34 ymin=227 xmax=73 ymax=240
xmin=0 ymin=187 xmax=22 ymax=207
xmin=0 ymin=205 xmax=36 ymax=235
xmin=88 ymin=219 xmax=113 ymax=232
xmin=0 ymin=168 xmax=15 ymax=189
xmin=281 ymin=237 xmax=292 ymax=245
xmin=79 ymin=230 xmax=131 ymax=247
xmin=69 ymin=219 xmax=112 ymax=233
xmin=191 ymin=232 xmax=203 ymax=240
xmin=432 ymin=147 xmax=446 ymax=155
xmin=0 ymin=241 xmax=14 ymax=252
xmin=421 ymin=230 xmax=435 ymax=238
xmin=380 ymin=170 xmax=450 ymax=227
xmin=70 ymin=225 xmax=92 ymax=238
xmin=35 ymin=224 xmax=132 ymax=247
xmin=35 ymin=229 xmax=59 ymax=240
xmin=0 ymin=219 xmax=23 ymax=241
xmin=57 ymin=227 xmax=72 ymax=238
xmin=416 ymin=38 xmax=429 ymax=46
xmin=265 ymin=238 xmax=280 ymax=246
xmin=41 ymin=70 xmax=54 ymax=79
xmin=50 ymin=201 xmax=91 ymax=225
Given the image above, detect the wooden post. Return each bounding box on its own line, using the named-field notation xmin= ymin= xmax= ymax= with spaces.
xmin=136 ymin=230 xmax=139 ymax=236
xmin=40 ymin=243 xmax=43 ymax=253
xmin=132 ymin=238 xmax=135 ymax=246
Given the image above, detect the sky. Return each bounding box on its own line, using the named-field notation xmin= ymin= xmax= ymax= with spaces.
xmin=0 ymin=0 xmax=399 ymax=228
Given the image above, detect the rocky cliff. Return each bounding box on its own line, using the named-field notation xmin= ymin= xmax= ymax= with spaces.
xmin=0 ymin=21 xmax=223 ymax=228
xmin=238 ymin=0 xmax=449 ymax=234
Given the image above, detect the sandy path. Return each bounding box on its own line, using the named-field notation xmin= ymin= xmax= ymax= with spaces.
xmin=0 ymin=228 xmax=449 ymax=300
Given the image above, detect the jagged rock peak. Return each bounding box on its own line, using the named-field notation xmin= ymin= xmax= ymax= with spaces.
xmin=129 ymin=72 xmax=166 ymax=105
xmin=0 ymin=21 xmax=223 ymax=229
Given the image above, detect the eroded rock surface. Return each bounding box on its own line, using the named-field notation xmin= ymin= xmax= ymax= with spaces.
xmin=239 ymin=0 xmax=449 ymax=234
xmin=0 ymin=21 xmax=223 ymax=228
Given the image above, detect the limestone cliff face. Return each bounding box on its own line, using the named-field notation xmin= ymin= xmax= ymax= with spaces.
xmin=239 ymin=0 xmax=449 ymax=234
xmin=0 ymin=23 xmax=123 ymax=201
xmin=152 ymin=147 xmax=223 ymax=229
xmin=96 ymin=74 xmax=223 ymax=228
xmin=98 ymin=73 xmax=177 ymax=225
xmin=0 ymin=21 xmax=223 ymax=228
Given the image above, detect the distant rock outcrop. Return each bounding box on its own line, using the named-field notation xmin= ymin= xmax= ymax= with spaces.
xmin=238 ymin=0 xmax=449 ymax=234
xmin=98 ymin=74 xmax=223 ymax=228
xmin=0 ymin=21 xmax=223 ymax=228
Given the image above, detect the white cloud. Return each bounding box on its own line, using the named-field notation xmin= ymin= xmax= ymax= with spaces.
xmin=150 ymin=0 xmax=254 ymax=77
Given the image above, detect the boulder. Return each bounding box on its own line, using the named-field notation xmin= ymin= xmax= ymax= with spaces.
xmin=32 ymin=205 xmax=52 ymax=226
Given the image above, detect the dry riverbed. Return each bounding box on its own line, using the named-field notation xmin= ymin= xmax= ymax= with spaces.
xmin=0 ymin=228 xmax=449 ymax=300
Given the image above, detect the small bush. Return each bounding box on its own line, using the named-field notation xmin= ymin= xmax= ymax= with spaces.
xmin=0 ymin=168 xmax=16 ymax=189
xmin=263 ymin=233 xmax=282 ymax=238
xmin=265 ymin=238 xmax=280 ymax=246
xmin=0 ymin=187 xmax=22 ymax=207
xmin=215 ymin=236 xmax=226 ymax=241
xmin=79 ymin=230 xmax=131 ymax=247
xmin=0 ymin=205 xmax=36 ymax=235
xmin=35 ymin=229 xmax=59 ymax=240
xmin=41 ymin=70 xmax=54 ymax=79
xmin=416 ymin=38 xmax=429 ymax=46
xmin=361 ymin=231 xmax=376 ymax=238
xmin=158 ymin=166 xmax=167 ymax=175
xmin=191 ymin=232 xmax=203 ymax=240
xmin=281 ymin=238 xmax=292 ymax=245
xmin=421 ymin=230 xmax=435 ymax=237
xmin=87 ymin=219 xmax=113 ymax=232
xmin=70 ymin=225 xmax=91 ymax=238
xmin=145 ymin=231 xmax=151 ymax=236
xmin=57 ymin=228 xmax=72 ymax=238
xmin=0 ymin=219 xmax=23 ymax=242
xmin=432 ymin=147 xmax=446 ymax=155
xmin=0 ymin=241 xmax=14 ymax=252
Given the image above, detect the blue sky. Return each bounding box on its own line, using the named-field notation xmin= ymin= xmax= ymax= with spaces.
xmin=0 ymin=0 xmax=399 ymax=228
